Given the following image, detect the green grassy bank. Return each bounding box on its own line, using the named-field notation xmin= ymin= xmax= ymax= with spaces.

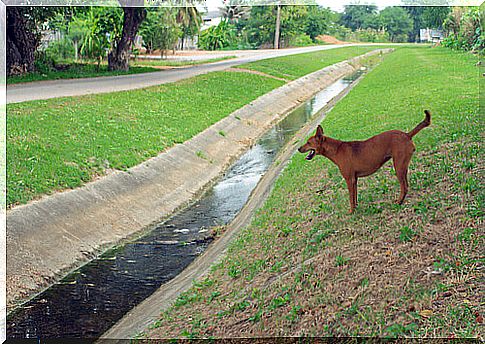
xmin=144 ymin=47 xmax=483 ymax=338
xmin=240 ymin=45 xmax=379 ymax=80
xmin=7 ymin=63 xmax=159 ymax=85
xmin=7 ymin=46 xmax=374 ymax=207
xmin=7 ymin=56 xmax=237 ymax=85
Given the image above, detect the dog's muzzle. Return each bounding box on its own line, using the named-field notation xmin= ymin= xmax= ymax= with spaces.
xmin=305 ymin=149 xmax=316 ymax=160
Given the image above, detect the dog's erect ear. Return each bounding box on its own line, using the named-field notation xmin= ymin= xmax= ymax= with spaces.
xmin=316 ymin=125 xmax=324 ymax=139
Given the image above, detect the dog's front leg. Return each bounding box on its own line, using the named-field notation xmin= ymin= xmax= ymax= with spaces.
xmin=344 ymin=176 xmax=357 ymax=214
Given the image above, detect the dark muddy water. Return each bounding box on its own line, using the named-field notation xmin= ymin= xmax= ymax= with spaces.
xmin=7 ymin=72 xmax=361 ymax=339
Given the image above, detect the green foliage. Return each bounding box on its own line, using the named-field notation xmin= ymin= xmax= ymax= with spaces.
xmin=198 ymin=20 xmax=236 ymax=50
xmin=305 ymin=6 xmax=332 ymax=40
xmin=442 ymin=7 xmax=483 ymax=53
xmin=44 ymin=38 xmax=76 ymax=61
xmin=74 ymin=8 xmax=123 ymax=67
xmin=177 ymin=6 xmax=202 ymax=48
xmin=288 ymin=33 xmax=313 ymax=47
xmin=139 ymin=8 xmax=183 ymax=57
xmin=235 ymin=5 xmax=330 ymax=49
xmin=340 ymin=5 xmax=379 ymax=31
xmin=378 ymin=7 xmax=414 ymax=42
xmin=349 ymin=28 xmax=390 ymax=43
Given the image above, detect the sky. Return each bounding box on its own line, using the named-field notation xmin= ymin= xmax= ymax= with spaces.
xmin=204 ymin=0 xmax=345 ymax=11
xmin=203 ymin=0 xmax=480 ymax=12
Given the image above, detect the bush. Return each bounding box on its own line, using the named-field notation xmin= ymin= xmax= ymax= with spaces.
xmin=198 ymin=20 xmax=236 ymax=50
xmin=288 ymin=33 xmax=314 ymax=47
xmin=443 ymin=7 xmax=483 ymax=53
xmin=34 ymin=51 xmax=56 ymax=74
xmin=351 ymin=28 xmax=390 ymax=42
xmin=43 ymin=38 xmax=76 ymax=62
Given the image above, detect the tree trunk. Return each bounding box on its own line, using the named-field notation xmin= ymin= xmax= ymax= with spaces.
xmin=274 ymin=4 xmax=281 ymax=50
xmin=108 ymin=5 xmax=146 ymax=71
xmin=6 ymin=7 xmax=39 ymax=76
xmin=74 ymin=40 xmax=78 ymax=61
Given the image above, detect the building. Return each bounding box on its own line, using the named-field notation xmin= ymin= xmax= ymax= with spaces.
xmin=420 ymin=28 xmax=444 ymax=43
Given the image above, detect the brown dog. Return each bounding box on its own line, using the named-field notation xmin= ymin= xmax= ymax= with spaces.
xmin=298 ymin=110 xmax=431 ymax=213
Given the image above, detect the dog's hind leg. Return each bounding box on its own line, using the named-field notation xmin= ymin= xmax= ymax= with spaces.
xmin=345 ymin=175 xmax=357 ymax=213
xmin=393 ymin=153 xmax=412 ymax=204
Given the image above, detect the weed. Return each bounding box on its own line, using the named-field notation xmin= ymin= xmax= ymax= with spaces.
xmin=335 ymin=255 xmax=350 ymax=266
xmin=399 ymin=226 xmax=418 ymax=242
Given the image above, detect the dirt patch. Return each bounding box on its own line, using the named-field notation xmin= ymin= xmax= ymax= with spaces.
xmin=144 ymin=138 xmax=483 ymax=338
xmin=316 ymin=35 xmax=349 ymax=45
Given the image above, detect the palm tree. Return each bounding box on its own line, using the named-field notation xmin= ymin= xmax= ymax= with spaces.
xmin=176 ymin=4 xmax=202 ymax=50
xmin=220 ymin=0 xmax=251 ymax=23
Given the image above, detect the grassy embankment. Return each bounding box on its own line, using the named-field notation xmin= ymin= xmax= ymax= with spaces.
xmin=6 ymin=56 xmax=236 ymax=84
xmin=143 ymin=46 xmax=483 ymax=339
xmin=7 ymin=46 xmax=376 ymax=207
xmin=239 ymin=45 xmax=383 ymax=80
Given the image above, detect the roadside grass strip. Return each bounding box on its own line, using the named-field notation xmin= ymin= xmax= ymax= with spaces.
xmin=240 ymin=45 xmax=382 ymax=80
xmin=144 ymin=47 xmax=483 ymax=338
xmin=7 ymin=56 xmax=237 ymax=84
xmin=132 ymin=56 xmax=237 ymax=68
xmin=7 ymin=46 xmax=378 ymax=207
xmin=7 ymin=63 xmax=160 ymax=84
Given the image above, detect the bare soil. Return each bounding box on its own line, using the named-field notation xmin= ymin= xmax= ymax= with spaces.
xmin=316 ymin=35 xmax=349 ymax=45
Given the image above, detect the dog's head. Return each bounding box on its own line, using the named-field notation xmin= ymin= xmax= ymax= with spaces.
xmin=298 ymin=125 xmax=325 ymax=161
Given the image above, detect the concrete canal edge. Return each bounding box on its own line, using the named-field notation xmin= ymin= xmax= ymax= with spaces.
xmin=98 ymin=55 xmax=381 ymax=341
xmin=6 ymin=48 xmax=393 ymax=312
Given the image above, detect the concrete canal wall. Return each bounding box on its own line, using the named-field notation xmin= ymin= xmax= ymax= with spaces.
xmin=7 ymin=49 xmax=393 ymax=310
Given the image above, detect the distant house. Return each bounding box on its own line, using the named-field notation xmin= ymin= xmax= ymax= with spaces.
xmin=420 ymin=28 xmax=444 ymax=43
xmin=201 ymin=10 xmax=222 ymax=31
xmin=176 ymin=10 xmax=222 ymax=50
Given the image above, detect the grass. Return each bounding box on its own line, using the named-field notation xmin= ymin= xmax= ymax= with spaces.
xmin=7 ymin=45 xmax=377 ymax=207
xmin=133 ymin=56 xmax=237 ymax=67
xmin=7 ymin=72 xmax=284 ymax=206
xmin=239 ymin=45 xmax=385 ymax=80
xmin=7 ymin=62 xmax=159 ymax=84
xmin=143 ymin=46 xmax=483 ymax=339
xmin=7 ymin=56 xmax=236 ymax=84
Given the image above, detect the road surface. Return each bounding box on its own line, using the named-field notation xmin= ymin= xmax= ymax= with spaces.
xmin=7 ymin=45 xmax=354 ymax=104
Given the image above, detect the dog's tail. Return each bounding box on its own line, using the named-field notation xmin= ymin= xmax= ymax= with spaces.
xmin=407 ymin=110 xmax=431 ymax=138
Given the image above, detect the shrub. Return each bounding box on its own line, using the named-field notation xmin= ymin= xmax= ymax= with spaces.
xmin=198 ymin=20 xmax=236 ymax=50
xmin=43 ymin=38 xmax=76 ymax=62
xmin=443 ymin=7 xmax=483 ymax=53
xmin=288 ymin=33 xmax=314 ymax=47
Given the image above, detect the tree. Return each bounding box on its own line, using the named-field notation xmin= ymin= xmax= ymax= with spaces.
xmin=402 ymin=6 xmax=425 ymax=42
xmin=176 ymin=5 xmax=202 ymax=50
xmin=378 ymin=7 xmax=413 ymax=42
xmin=107 ymin=1 xmax=147 ymax=71
xmin=340 ymin=5 xmax=378 ymax=31
xmin=422 ymin=6 xmax=450 ymax=29
xmin=403 ymin=4 xmax=450 ymax=41
xmin=305 ymin=6 xmax=333 ymax=40
xmin=220 ymin=0 xmax=250 ymax=23
xmin=274 ymin=4 xmax=281 ymax=49
xmin=6 ymin=7 xmax=60 ymax=76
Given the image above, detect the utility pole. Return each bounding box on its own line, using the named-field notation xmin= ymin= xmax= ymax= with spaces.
xmin=274 ymin=3 xmax=281 ymax=49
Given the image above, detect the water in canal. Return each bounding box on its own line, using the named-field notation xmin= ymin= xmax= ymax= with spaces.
xmin=7 ymin=72 xmax=361 ymax=339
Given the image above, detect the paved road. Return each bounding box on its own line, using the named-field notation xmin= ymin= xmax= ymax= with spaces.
xmin=7 ymin=45 xmax=354 ymax=104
